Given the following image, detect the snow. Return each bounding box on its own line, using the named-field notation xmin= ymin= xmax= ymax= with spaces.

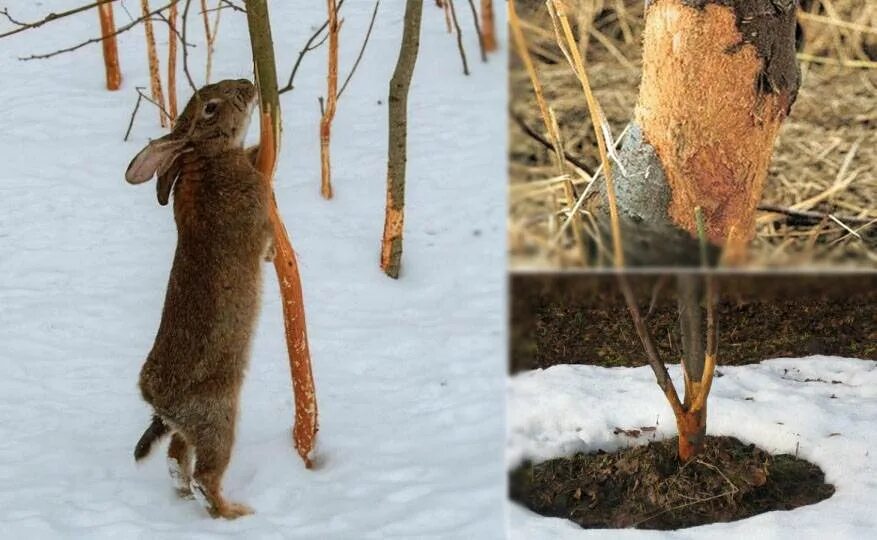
xmin=508 ymin=357 xmax=877 ymax=540
xmin=0 ymin=2 xmax=505 ymax=538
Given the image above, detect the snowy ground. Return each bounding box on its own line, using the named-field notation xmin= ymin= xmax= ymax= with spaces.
xmin=0 ymin=2 xmax=505 ymax=538
xmin=508 ymin=357 xmax=877 ymax=540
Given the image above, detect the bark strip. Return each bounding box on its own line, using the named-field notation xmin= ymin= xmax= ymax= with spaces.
xmin=380 ymin=0 xmax=422 ymax=278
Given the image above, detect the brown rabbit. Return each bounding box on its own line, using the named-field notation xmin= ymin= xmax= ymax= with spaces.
xmin=125 ymin=79 xmax=273 ymax=519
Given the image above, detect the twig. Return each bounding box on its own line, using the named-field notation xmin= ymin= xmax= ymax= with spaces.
xmin=510 ymin=111 xmax=589 ymax=172
xmin=180 ymin=0 xmax=198 ymax=92
xmin=465 ymin=0 xmax=486 ymax=62
xmin=617 ymin=274 xmax=685 ymax=416
xmin=124 ymin=86 xmax=172 ymax=140
xmin=337 ymin=0 xmax=380 ymax=100
xmin=279 ymin=0 xmax=346 ymax=95
xmin=447 ymin=0 xmax=469 ymax=75
xmin=756 ymin=203 xmax=874 ymax=226
xmin=17 ymin=1 xmax=175 ymax=60
xmin=124 ymin=92 xmax=144 ymax=141
xmin=0 ymin=0 xmax=119 ymax=39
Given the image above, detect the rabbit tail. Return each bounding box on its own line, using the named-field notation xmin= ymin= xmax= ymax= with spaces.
xmin=134 ymin=415 xmax=170 ymax=462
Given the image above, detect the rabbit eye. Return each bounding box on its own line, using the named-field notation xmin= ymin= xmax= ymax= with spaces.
xmin=203 ymin=101 xmax=219 ymax=116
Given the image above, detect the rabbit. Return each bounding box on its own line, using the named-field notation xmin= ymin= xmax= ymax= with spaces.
xmin=125 ymin=78 xmax=274 ymax=519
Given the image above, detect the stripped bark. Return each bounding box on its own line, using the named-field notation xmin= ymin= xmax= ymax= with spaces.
xmin=140 ymin=0 xmax=169 ymax=127
xmin=320 ymin=0 xmax=340 ymax=199
xmin=480 ymin=0 xmax=497 ymax=52
xmin=593 ymin=0 xmax=800 ymax=266
xmin=167 ymin=0 xmax=178 ymax=122
xmin=97 ymin=1 xmax=122 ymax=90
xmin=380 ymin=0 xmax=422 ymax=278
xmin=245 ymin=0 xmax=318 ymax=468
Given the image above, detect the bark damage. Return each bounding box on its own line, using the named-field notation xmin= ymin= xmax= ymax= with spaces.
xmin=601 ymin=0 xmax=799 ymax=264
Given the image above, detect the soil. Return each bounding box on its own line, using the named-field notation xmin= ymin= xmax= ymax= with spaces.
xmin=509 ymin=435 xmax=834 ymax=530
xmin=510 ymin=273 xmax=877 ymax=373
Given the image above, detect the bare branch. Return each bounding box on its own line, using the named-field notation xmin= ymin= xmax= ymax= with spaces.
xmin=0 ymin=0 xmax=118 ymax=39
xmin=465 ymin=0 xmax=486 ymax=62
xmin=446 ymin=0 xmax=469 ymax=75
xmin=18 ymin=1 xmax=176 ymax=61
xmin=617 ymin=273 xmax=685 ymax=415
xmin=279 ymin=0 xmax=346 ymax=95
xmin=337 ymin=0 xmax=380 ymax=100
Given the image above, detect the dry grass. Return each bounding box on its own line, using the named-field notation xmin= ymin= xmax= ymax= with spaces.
xmin=508 ymin=0 xmax=877 ymax=269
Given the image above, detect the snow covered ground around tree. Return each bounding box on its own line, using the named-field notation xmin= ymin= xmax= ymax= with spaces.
xmin=0 ymin=2 xmax=506 ymax=538
xmin=508 ymin=356 xmax=877 ymax=540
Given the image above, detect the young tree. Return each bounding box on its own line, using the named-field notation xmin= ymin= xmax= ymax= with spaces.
xmin=594 ymin=0 xmax=800 ymax=266
xmin=380 ymin=0 xmax=423 ymax=278
xmin=245 ymin=0 xmax=319 ymax=468
xmin=618 ymin=270 xmax=718 ymax=461
xmin=97 ymin=1 xmax=122 ymax=90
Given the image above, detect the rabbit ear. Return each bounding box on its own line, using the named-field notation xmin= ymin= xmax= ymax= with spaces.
xmin=156 ymin=157 xmax=183 ymax=206
xmin=125 ymin=136 xmax=188 ymax=185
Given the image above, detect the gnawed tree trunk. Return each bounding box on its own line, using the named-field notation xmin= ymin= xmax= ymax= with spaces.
xmin=97 ymin=2 xmax=122 ymax=90
xmin=380 ymin=0 xmax=422 ymax=278
xmin=596 ymin=0 xmax=800 ymax=266
xmin=245 ymin=0 xmax=319 ymax=468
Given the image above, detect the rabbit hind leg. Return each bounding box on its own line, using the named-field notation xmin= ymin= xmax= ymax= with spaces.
xmin=187 ymin=412 xmax=252 ymax=519
xmin=167 ymin=432 xmax=194 ymax=499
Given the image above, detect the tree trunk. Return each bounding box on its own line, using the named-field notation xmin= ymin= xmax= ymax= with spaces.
xmin=596 ymin=0 xmax=800 ymax=266
xmin=380 ymin=0 xmax=422 ymax=279
xmin=97 ymin=2 xmax=122 ymax=90
xmin=676 ymin=406 xmax=707 ymax=461
xmin=245 ymin=0 xmax=318 ymax=468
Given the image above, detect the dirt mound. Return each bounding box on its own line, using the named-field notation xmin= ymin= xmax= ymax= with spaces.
xmin=509 ymin=435 xmax=834 ymax=530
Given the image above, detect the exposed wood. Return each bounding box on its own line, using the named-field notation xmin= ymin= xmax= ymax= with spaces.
xmin=97 ymin=1 xmax=122 ymax=90
xmin=140 ymin=0 xmax=169 ymax=127
xmin=597 ymin=0 xmax=799 ymax=265
xmin=380 ymin=0 xmax=422 ymax=278
xmin=480 ymin=0 xmax=497 ymax=52
xmin=319 ymin=0 xmax=340 ymax=199
xmin=245 ymin=0 xmax=318 ymax=468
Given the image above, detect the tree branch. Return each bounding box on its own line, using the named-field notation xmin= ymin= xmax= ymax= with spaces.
xmin=17 ymin=1 xmax=175 ymax=61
